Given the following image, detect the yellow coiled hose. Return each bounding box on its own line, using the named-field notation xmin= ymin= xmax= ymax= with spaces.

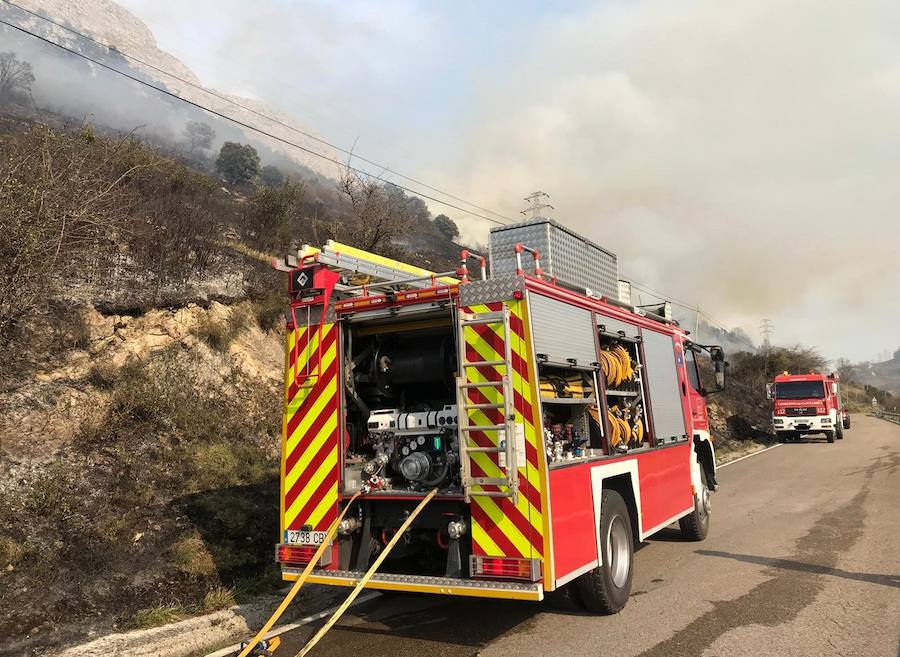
xmin=599 ymin=344 xmax=635 ymax=387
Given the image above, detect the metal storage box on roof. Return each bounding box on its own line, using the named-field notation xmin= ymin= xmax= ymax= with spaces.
xmin=489 ymin=217 xmax=618 ymax=299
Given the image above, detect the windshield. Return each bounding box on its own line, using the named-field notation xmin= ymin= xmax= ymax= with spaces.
xmin=775 ymin=381 xmax=825 ymax=400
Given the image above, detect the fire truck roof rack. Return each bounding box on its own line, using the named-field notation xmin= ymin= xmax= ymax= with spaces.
xmin=278 ymin=240 xmax=460 ymax=294
xmin=603 ymin=296 xmax=677 ymax=327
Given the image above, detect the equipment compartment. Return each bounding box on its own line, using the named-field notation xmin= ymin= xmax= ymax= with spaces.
xmin=343 ymin=310 xmax=463 ymax=496
xmin=596 ymin=331 xmax=650 ymax=452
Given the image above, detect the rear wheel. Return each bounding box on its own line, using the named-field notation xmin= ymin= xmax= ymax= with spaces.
xmin=679 ymin=467 xmax=710 ymax=541
xmin=576 ymin=489 xmax=633 ymax=614
xmin=825 ymin=430 xmax=835 ymax=443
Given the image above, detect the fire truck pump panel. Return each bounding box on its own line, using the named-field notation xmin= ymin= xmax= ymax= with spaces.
xmin=345 ymin=320 xmax=462 ymax=493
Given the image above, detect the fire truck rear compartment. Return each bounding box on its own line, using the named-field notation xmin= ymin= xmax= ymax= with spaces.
xmin=339 ymin=311 xmax=475 ymax=578
xmin=343 ymin=312 xmax=463 ymax=496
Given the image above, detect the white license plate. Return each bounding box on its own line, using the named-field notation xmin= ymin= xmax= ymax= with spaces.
xmin=285 ymin=530 xmax=328 ymax=546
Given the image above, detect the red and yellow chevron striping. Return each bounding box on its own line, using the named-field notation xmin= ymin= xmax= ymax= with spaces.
xmin=461 ymin=300 xmax=544 ymax=562
xmin=281 ymin=320 xmax=341 ymax=538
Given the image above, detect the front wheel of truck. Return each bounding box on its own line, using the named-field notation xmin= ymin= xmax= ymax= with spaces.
xmin=825 ymin=430 xmax=835 ymax=443
xmin=679 ymin=467 xmax=710 ymax=541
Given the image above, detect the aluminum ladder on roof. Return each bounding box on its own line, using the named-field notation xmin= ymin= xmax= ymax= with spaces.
xmin=298 ymin=241 xmax=458 ymax=292
xmin=455 ymin=305 xmax=520 ymax=504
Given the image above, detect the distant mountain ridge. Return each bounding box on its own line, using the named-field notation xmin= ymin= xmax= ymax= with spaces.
xmin=850 ymin=349 xmax=900 ymax=394
xmin=3 ymin=0 xmax=343 ymax=180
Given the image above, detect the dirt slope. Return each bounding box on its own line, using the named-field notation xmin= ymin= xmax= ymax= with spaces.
xmin=0 ymin=302 xmax=285 ymax=656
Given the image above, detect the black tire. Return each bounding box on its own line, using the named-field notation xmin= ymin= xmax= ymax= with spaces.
xmin=575 ymin=490 xmax=633 ymax=614
xmin=679 ymin=466 xmax=710 ymax=541
xmin=778 ymin=432 xmax=788 ymax=443
xmin=836 ymin=424 xmax=844 ymax=440
xmin=825 ymin=430 xmax=835 ymax=443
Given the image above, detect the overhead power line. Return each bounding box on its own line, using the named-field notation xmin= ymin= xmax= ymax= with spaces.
xmin=627 ymin=280 xmax=700 ymax=315
xmin=2 ymin=0 xmax=516 ymax=224
xmin=628 ymin=279 xmax=757 ymax=350
xmin=2 ymin=7 xmax=760 ymax=348
xmin=0 ymin=13 xmax=515 ymax=227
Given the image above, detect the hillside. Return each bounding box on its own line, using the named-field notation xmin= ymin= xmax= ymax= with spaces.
xmin=847 ymin=349 xmax=900 ymax=396
xmin=0 ymin=114 xmax=466 ymax=654
xmin=0 ymin=0 xmax=344 ymax=181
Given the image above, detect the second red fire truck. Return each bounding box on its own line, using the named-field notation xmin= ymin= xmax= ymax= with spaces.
xmin=273 ymin=219 xmax=727 ymax=613
xmin=768 ymin=371 xmax=850 ymax=443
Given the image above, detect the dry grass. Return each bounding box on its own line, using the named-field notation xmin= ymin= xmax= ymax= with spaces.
xmin=0 ymin=536 xmax=23 ymax=566
xmin=86 ymin=359 xmax=119 ymax=389
xmin=126 ymin=604 xmax=187 ymax=630
xmin=171 ymin=534 xmax=217 ymax=578
xmin=192 ymin=307 xmax=250 ymax=352
xmin=203 ymin=586 xmax=236 ymax=612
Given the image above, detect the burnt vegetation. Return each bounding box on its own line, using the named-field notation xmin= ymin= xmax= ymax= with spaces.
xmin=0 ymin=64 xmax=466 ymax=649
xmin=0 ymin=113 xmax=463 ymax=371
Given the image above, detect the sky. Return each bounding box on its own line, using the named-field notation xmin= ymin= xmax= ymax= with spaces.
xmin=115 ymin=0 xmax=900 ymax=363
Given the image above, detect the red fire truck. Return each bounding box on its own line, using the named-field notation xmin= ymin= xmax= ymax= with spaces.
xmin=273 ymin=229 xmax=727 ymax=613
xmin=768 ymin=372 xmax=850 ymax=443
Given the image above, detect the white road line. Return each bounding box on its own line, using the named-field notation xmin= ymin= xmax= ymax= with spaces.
xmin=205 ymin=591 xmax=382 ymax=657
xmin=717 ymin=443 xmax=782 ymax=469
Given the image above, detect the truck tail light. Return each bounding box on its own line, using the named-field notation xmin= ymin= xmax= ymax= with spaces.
xmin=471 ymin=556 xmax=541 ymax=581
xmin=276 ymin=544 xmax=317 ymax=566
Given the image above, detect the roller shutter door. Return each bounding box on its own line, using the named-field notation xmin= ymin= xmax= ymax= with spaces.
xmin=528 ymin=293 xmax=597 ymax=368
xmin=642 ymin=329 xmax=687 ymax=443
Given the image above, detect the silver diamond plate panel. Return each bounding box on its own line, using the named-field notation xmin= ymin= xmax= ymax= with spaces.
xmin=490 ymin=218 xmax=618 ymax=298
xmin=283 ymin=568 xmax=543 ymax=593
xmin=458 ymin=274 xmax=526 ymax=306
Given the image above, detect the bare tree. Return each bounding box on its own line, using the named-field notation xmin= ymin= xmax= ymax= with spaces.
xmin=0 ymin=51 xmax=35 ymax=104
xmin=338 ymin=166 xmax=416 ymax=256
xmin=183 ymin=120 xmax=216 ymax=154
xmin=835 ymin=357 xmax=854 ymax=382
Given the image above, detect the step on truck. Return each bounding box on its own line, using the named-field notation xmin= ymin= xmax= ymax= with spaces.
xmin=767 ymin=371 xmax=850 ymax=443
xmin=273 ymin=218 xmax=728 ymax=612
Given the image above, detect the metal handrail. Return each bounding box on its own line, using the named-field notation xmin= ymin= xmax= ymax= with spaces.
xmin=873 ymin=409 xmax=900 ymax=424
xmin=341 ymin=270 xmax=458 ymax=295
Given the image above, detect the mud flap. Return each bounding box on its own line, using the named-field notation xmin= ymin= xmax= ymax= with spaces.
xmin=445 ymin=537 xmax=463 ymax=578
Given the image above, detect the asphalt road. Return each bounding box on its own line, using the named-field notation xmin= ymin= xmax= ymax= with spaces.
xmin=257 ymin=415 xmax=900 ymax=657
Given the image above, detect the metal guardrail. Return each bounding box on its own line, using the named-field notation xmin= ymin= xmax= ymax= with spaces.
xmin=872 ymin=410 xmax=900 ymax=424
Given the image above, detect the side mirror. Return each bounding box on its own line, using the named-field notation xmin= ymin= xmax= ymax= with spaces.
xmin=765 ymin=383 xmax=773 ymax=400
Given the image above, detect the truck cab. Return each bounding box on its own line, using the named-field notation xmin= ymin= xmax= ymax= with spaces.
xmin=768 ymin=372 xmax=846 ymax=443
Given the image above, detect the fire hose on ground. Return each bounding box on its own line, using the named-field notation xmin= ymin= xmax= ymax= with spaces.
xmin=238 ymin=487 xmax=439 ymax=657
